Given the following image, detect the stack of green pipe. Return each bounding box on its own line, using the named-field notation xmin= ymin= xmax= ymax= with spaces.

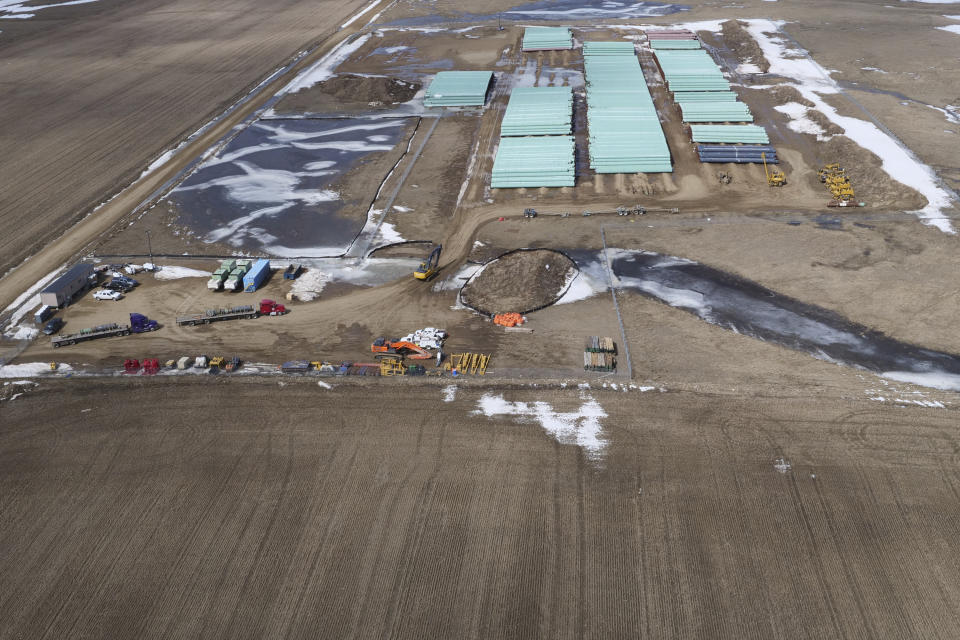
xmin=582 ymin=41 xmax=636 ymax=56
xmin=689 ymin=124 xmax=770 ymax=144
xmin=500 ymin=87 xmax=573 ymax=136
xmin=583 ymin=43 xmax=672 ymax=173
xmin=679 ymin=101 xmax=754 ymax=122
xmin=491 ymin=136 xmax=576 ymax=187
xmin=650 ymin=39 xmax=701 ymax=50
xmin=654 ymin=49 xmax=730 ymax=92
xmin=424 ymin=71 xmax=493 ymax=107
xmin=522 ymin=26 xmax=573 ymax=51
xmin=673 ymin=90 xmax=738 ymax=102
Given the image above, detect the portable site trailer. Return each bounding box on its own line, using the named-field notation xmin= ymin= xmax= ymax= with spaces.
xmin=39 ymin=263 xmax=95 ymax=308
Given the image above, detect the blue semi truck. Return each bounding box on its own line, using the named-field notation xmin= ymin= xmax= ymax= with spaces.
xmin=51 ymin=313 xmax=159 ymax=347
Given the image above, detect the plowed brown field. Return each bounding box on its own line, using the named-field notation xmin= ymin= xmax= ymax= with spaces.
xmin=2 ymin=378 xmax=960 ymax=639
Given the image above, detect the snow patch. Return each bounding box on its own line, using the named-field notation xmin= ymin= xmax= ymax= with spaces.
xmin=317 ymin=380 xmax=333 ymax=389
xmin=774 ymin=102 xmax=832 ymax=139
xmin=882 ymin=370 xmax=960 ymax=391
xmin=153 ymin=266 xmax=211 ymax=280
xmin=290 ymin=269 xmax=332 ymax=301
xmin=474 ymin=392 xmax=608 ymax=459
xmin=937 ymin=24 xmax=960 ymax=34
xmin=442 ymin=385 xmax=457 ymax=402
xmin=0 ymin=362 xmax=72 ymax=378
xmin=744 ymin=19 xmax=957 ymax=233
xmin=4 ymin=324 xmax=37 ymax=340
xmin=280 ymin=34 xmax=373 ymax=95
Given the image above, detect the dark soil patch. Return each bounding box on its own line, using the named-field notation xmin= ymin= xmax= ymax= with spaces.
xmin=767 ymin=84 xmax=815 ymax=107
xmin=274 ymin=74 xmax=421 ymax=114
xmin=460 ymin=249 xmax=577 ymax=315
xmin=720 ymin=20 xmax=770 ymax=73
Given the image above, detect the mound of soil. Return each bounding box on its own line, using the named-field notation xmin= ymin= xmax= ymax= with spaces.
xmin=720 ymin=20 xmax=770 ymax=73
xmin=275 ymin=74 xmax=420 ymax=114
xmin=460 ymin=249 xmax=577 ymax=315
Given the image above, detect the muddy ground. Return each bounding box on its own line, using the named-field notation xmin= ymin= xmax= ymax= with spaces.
xmin=2 ymin=379 xmax=960 ymax=638
xmin=460 ymin=249 xmax=576 ymax=315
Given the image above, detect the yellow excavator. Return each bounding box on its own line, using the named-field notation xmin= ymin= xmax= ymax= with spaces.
xmin=761 ymin=152 xmax=786 ymax=187
xmin=414 ymin=244 xmax=442 ymax=281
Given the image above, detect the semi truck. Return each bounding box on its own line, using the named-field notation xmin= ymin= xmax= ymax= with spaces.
xmin=176 ymin=299 xmax=286 ymax=327
xmin=51 ymin=313 xmax=159 ymax=347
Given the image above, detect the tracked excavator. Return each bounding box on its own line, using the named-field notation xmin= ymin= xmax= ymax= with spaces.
xmin=371 ymin=337 xmax=433 ymax=359
xmin=414 ymin=245 xmax=442 ymax=281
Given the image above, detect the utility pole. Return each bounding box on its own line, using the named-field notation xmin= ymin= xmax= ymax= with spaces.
xmin=146 ymin=230 xmax=153 ymax=264
xmin=498 ymin=12 xmax=503 ymax=31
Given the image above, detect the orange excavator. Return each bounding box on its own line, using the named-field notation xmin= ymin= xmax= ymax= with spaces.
xmin=371 ymin=337 xmax=432 ymax=359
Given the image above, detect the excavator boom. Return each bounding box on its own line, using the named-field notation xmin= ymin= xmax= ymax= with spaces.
xmin=414 ymin=244 xmax=442 ymax=280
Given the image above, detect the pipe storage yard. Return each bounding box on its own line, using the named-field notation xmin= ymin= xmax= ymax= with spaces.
xmin=423 ymin=71 xmax=493 ymax=107
xmin=653 ymin=49 xmax=731 ymax=92
xmin=690 ymin=124 xmax=771 ymax=144
xmin=696 ymin=144 xmax=779 ymax=163
xmin=521 ymin=26 xmax=573 ymax=51
xmin=644 ymin=29 xmax=697 ymax=40
xmin=679 ymin=102 xmax=754 ymax=123
xmin=500 ymin=87 xmax=573 ymax=136
xmin=583 ymin=42 xmax=672 ymax=173
xmin=491 ymin=135 xmax=576 ymax=188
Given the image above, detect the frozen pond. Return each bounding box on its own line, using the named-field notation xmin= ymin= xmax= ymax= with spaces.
xmin=603 ymin=249 xmax=960 ymax=390
xmin=168 ymin=117 xmax=411 ymax=257
xmin=382 ymin=0 xmax=688 ymax=27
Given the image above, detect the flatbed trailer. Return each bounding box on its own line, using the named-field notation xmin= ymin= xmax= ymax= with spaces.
xmin=176 ymin=305 xmax=257 ymax=327
xmin=51 ymin=313 xmax=159 ymax=348
xmin=52 ymin=323 xmax=130 ymax=347
xmin=176 ymin=300 xmax=285 ymax=327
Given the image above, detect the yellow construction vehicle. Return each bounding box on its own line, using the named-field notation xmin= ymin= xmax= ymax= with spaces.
xmin=761 ymin=152 xmax=786 ymax=187
xmin=413 ymin=245 xmax=442 ymax=281
xmin=379 ymin=357 xmax=406 ymax=376
xmin=818 ymin=163 xmax=843 ymax=182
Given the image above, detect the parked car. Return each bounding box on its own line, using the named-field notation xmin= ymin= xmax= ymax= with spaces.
xmin=41 ymin=317 xmax=64 ymax=335
xmin=112 ymin=275 xmax=139 ymax=287
xmin=103 ymin=280 xmax=134 ymax=292
xmin=93 ymin=289 xmax=123 ymax=301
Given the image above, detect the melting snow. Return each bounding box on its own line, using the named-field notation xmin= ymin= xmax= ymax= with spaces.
xmin=153 ymin=266 xmax=210 ymax=280
xmin=774 ymin=102 xmax=831 ymax=139
xmin=280 ymin=34 xmax=373 ymax=95
xmin=882 ymin=370 xmax=960 ymax=391
xmin=937 ymin=24 xmax=960 ymax=34
xmin=743 ymin=19 xmax=957 ymax=233
xmin=474 ymin=392 xmax=608 ymax=458
xmin=0 ymin=0 xmax=98 ymax=20
xmin=0 ymin=363 xmax=72 ymax=378
xmin=442 ymin=385 xmax=457 ymax=402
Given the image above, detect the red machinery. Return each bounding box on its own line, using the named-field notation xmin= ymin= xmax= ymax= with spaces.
xmin=123 ymin=358 xmax=140 ymax=374
xmin=370 ymin=337 xmax=432 ymax=359
xmin=142 ymin=358 xmax=160 ymax=375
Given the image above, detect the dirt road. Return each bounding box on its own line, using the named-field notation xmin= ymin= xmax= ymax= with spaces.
xmin=0 ymin=0 xmax=374 ymax=311
xmin=2 ymin=378 xmax=960 ymax=639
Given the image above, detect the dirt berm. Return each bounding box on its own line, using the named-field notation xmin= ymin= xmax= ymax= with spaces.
xmin=274 ymin=74 xmax=420 ymax=113
xmin=460 ymin=249 xmax=576 ymax=316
